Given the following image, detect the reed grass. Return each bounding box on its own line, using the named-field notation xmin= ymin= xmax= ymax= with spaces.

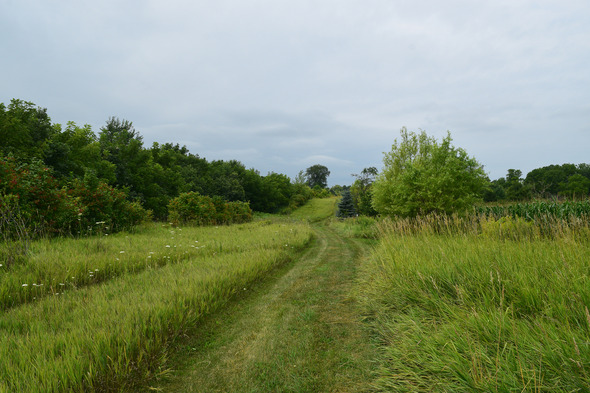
xmin=0 ymin=219 xmax=312 ymax=392
xmin=356 ymin=214 xmax=590 ymax=391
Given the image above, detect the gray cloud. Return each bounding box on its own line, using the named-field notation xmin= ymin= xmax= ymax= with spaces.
xmin=2 ymin=0 xmax=589 ymax=185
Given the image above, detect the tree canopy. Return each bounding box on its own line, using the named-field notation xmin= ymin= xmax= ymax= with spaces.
xmin=304 ymin=164 xmax=330 ymax=189
xmin=372 ymin=128 xmax=487 ymax=217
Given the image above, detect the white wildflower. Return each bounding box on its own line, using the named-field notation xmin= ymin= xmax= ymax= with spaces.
xmin=22 ymin=284 xmax=28 ymax=287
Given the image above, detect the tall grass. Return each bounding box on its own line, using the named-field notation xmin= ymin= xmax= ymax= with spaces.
xmin=0 ymin=220 xmax=306 ymax=311
xmin=0 ymin=219 xmax=312 ymax=392
xmin=357 ymin=214 xmax=590 ymax=391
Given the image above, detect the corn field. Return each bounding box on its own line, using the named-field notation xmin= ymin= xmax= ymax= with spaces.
xmin=476 ymin=200 xmax=590 ymax=220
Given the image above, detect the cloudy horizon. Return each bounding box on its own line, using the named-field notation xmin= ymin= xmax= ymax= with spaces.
xmin=2 ymin=0 xmax=589 ymax=186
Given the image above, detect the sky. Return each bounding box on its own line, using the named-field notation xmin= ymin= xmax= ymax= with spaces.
xmin=2 ymin=0 xmax=589 ymax=186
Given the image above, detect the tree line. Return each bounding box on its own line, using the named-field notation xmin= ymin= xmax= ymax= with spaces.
xmin=339 ymin=128 xmax=589 ymax=218
xmin=0 ymin=99 xmax=333 ymax=236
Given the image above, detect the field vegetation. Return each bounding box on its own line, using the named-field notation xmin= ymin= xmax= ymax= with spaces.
xmin=0 ymin=219 xmax=312 ymax=392
xmin=355 ymin=213 xmax=590 ymax=391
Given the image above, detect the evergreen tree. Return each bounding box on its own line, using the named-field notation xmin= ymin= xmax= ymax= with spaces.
xmin=337 ymin=189 xmax=356 ymax=218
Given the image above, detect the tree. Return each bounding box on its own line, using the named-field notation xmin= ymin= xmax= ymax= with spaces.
xmin=372 ymin=128 xmax=487 ymax=217
xmin=304 ymin=164 xmax=330 ymax=189
xmin=337 ymin=189 xmax=356 ymax=218
xmin=350 ymin=167 xmax=378 ymax=216
xmin=0 ymin=99 xmax=55 ymax=159
xmin=505 ymin=169 xmax=531 ymax=201
xmin=559 ymin=174 xmax=590 ymax=199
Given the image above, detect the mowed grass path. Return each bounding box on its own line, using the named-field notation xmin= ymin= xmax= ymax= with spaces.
xmin=151 ymin=211 xmax=378 ymax=392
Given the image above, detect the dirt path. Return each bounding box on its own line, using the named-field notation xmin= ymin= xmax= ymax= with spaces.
xmin=150 ymin=223 xmax=377 ymax=392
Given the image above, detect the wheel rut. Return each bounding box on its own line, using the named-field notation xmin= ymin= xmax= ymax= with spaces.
xmin=150 ymin=224 xmax=376 ymax=393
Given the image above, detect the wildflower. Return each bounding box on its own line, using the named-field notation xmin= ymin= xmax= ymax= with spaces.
xmin=0 ymin=264 xmax=3 ymax=267
xmin=166 ymin=245 xmax=171 ymax=248
xmin=22 ymin=284 xmax=28 ymax=287
xmin=59 ymin=283 xmax=65 ymax=286
xmin=116 ymin=258 xmax=120 ymax=261
xmin=120 ymin=251 xmax=125 ymax=254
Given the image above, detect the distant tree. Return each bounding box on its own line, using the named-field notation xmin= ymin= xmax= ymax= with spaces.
xmin=483 ymin=177 xmax=507 ymax=202
xmin=505 ymin=169 xmax=531 ymax=201
xmin=330 ymin=184 xmax=345 ymax=196
xmin=559 ymin=174 xmax=590 ymax=199
xmin=304 ymin=164 xmax=330 ymax=189
xmin=350 ymin=167 xmax=378 ymax=216
xmin=372 ymin=128 xmax=487 ymax=217
xmin=337 ymin=189 xmax=356 ymax=218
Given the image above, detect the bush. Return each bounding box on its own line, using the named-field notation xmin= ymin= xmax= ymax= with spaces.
xmin=168 ymin=192 xmax=252 ymax=226
xmin=168 ymin=192 xmax=216 ymax=226
xmin=68 ymin=179 xmax=147 ymax=234
xmin=0 ymin=155 xmax=146 ymax=237
xmin=227 ymin=201 xmax=253 ymax=224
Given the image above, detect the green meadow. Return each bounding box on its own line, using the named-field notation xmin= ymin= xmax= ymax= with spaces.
xmin=2 ymin=197 xmax=590 ymax=392
xmin=356 ymin=214 xmax=590 ymax=392
xmin=0 ymin=219 xmax=312 ymax=392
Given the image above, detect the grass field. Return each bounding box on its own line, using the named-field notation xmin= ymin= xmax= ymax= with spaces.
xmin=0 ymin=219 xmax=312 ymax=392
xmin=289 ymin=197 xmax=338 ymax=222
xmin=356 ymin=215 xmax=590 ymax=391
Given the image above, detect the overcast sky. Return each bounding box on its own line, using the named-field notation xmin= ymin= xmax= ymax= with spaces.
xmin=2 ymin=0 xmax=589 ymax=186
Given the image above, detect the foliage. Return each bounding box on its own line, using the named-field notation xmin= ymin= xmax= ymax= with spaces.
xmin=350 ymin=167 xmax=378 ymax=216
xmin=372 ymin=128 xmax=487 ymax=217
xmin=337 ymin=189 xmax=356 ymax=218
xmin=167 ymin=191 xmax=253 ymax=226
xmin=304 ymin=164 xmax=330 ymax=189
xmin=0 ymin=155 xmax=146 ymax=238
xmin=0 ymin=99 xmax=54 ymax=160
xmin=487 ymin=163 xmax=590 ymax=202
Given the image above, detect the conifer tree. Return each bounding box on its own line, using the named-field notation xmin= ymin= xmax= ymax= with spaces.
xmin=337 ymin=189 xmax=356 ymax=218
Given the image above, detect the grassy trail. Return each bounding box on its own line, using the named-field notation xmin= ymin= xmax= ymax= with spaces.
xmin=151 ymin=223 xmax=377 ymax=392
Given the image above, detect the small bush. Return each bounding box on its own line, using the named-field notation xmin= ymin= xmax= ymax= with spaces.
xmin=168 ymin=192 xmax=252 ymax=226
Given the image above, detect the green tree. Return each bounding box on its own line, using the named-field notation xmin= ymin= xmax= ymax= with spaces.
xmin=372 ymin=128 xmax=487 ymax=217
xmin=350 ymin=167 xmax=378 ymax=216
xmin=304 ymin=164 xmax=330 ymax=189
xmin=44 ymin=121 xmax=115 ymax=182
xmin=0 ymin=99 xmax=55 ymax=159
xmin=337 ymin=189 xmax=356 ymax=218
xmin=559 ymin=174 xmax=590 ymax=199
xmin=505 ymin=169 xmax=531 ymax=201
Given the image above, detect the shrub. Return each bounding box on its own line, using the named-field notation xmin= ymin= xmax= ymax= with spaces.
xmin=227 ymin=201 xmax=253 ymax=224
xmin=68 ymin=179 xmax=147 ymax=234
xmin=168 ymin=192 xmax=252 ymax=226
xmin=168 ymin=192 xmax=216 ymax=225
xmin=0 ymin=155 xmax=146 ymax=237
